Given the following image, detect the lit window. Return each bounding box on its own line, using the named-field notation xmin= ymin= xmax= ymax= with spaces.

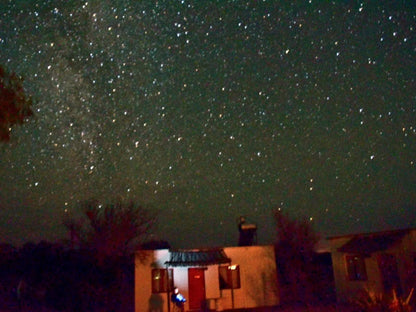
xmin=219 ymin=265 xmax=241 ymax=289
xmin=151 ymin=268 xmax=173 ymax=293
xmin=346 ymin=255 xmax=367 ymax=281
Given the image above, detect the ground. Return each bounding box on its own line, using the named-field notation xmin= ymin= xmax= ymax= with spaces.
xmin=224 ymin=303 xmax=357 ymax=312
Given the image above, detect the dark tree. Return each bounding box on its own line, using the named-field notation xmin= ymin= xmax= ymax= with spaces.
xmin=65 ymin=199 xmax=156 ymax=264
xmin=273 ymin=209 xmax=320 ymax=305
xmin=141 ymin=239 xmax=171 ymax=250
xmin=0 ymin=65 xmax=33 ymax=142
xmin=64 ymin=200 xmax=157 ymax=311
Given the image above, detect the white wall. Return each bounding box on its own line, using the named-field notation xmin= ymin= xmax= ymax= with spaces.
xmin=329 ymin=237 xmax=381 ymax=303
xmin=329 ymin=230 xmax=416 ymax=303
xmin=205 ymin=265 xmax=221 ymax=299
xmin=218 ymin=245 xmax=279 ymax=310
xmin=135 ymin=249 xmax=170 ymax=312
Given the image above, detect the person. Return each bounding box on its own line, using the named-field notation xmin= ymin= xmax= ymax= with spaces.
xmin=171 ymin=287 xmax=186 ymax=311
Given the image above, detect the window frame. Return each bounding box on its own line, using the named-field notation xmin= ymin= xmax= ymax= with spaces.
xmin=219 ymin=264 xmax=241 ymax=289
xmin=151 ymin=268 xmax=174 ymax=293
xmin=345 ymin=254 xmax=367 ymax=281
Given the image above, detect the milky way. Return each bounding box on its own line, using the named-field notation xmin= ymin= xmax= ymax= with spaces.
xmin=1 ymin=1 xmax=415 ymax=248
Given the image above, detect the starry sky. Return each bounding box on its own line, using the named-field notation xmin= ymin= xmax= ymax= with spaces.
xmin=1 ymin=1 xmax=415 ymax=248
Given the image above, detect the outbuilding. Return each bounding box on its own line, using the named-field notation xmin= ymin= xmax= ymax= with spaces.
xmin=328 ymin=228 xmax=416 ymax=303
xmin=135 ymin=245 xmax=279 ymax=311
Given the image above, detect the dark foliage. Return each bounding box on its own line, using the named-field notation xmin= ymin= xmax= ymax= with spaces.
xmin=64 ymin=200 xmax=156 ymax=265
xmin=274 ymin=210 xmax=334 ymax=305
xmin=0 ymin=65 xmax=33 ymax=142
xmin=0 ymin=241 xmax=135 ymax=312
xmin=141 ymin=239 xmax=171 ymax=250
xmin=0 ymin=201 xmax=158 ymax=311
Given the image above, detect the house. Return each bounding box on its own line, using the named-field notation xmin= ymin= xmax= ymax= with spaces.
xmin=328 ymin=228 xmax=416 ymax=303
xmin=135 ymin=245 xmax=279 ymax=311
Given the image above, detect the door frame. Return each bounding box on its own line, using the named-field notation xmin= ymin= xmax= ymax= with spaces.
xmin=188 ymin=267 xmax=206 ymax=310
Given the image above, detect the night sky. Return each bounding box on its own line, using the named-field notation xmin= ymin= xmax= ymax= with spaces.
xmin=1 ymin=1 xmax=415 ymax=248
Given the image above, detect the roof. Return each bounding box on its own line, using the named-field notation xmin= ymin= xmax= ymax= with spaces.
xmin=165 ymin=248 xmax=231 ymax=267
xmin=327 ymin=227 xmax=416 ymax=240
xmin=337 ymin=230 xmax=408 ymax=255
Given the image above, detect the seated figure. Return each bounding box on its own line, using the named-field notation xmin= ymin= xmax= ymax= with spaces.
xmin=171 ymin=287 xmax=186 ymax=311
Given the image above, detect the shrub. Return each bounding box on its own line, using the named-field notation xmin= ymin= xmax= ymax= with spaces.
xmin=353 ymin=288 xmax=414 ymax=312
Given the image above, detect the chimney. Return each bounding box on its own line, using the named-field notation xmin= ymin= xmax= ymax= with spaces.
xmin=238 ymin=216 xmax=257 ymax=246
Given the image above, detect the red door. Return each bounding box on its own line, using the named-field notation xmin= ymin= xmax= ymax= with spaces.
xmin=188 ymin=268 xmax=206 ymax=310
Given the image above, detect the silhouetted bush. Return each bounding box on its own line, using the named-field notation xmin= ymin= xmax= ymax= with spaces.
xmin=273 ymin=210 xmax=335 ymax=305
xmin=0 ymin=241 xmax=135 ymax=311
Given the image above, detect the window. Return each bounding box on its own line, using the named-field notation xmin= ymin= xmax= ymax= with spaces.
xmin=219 ymin=265 xmax=241 ymax=289
xmin=151 ymin=268 xmax=173 ymax=293
xmin=346 ymin=255 xmax=367 ymax=281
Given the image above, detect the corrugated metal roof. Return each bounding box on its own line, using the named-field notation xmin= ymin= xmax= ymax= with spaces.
xmin=337 ymin=230 xmax=407 ymax=255
xmin=165 ymin=248 xmax=231 ymax=267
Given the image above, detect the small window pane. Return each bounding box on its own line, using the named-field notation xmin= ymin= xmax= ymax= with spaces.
xmin=219 ymin=266 xmax=229 ymax=289
xmin=346 ymin=255 xmax=367 ymax=281
xmin=219 ymin=265 xmax=241 ymax=289
xmin=152 ymin=269 xmax=173 ymax=293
